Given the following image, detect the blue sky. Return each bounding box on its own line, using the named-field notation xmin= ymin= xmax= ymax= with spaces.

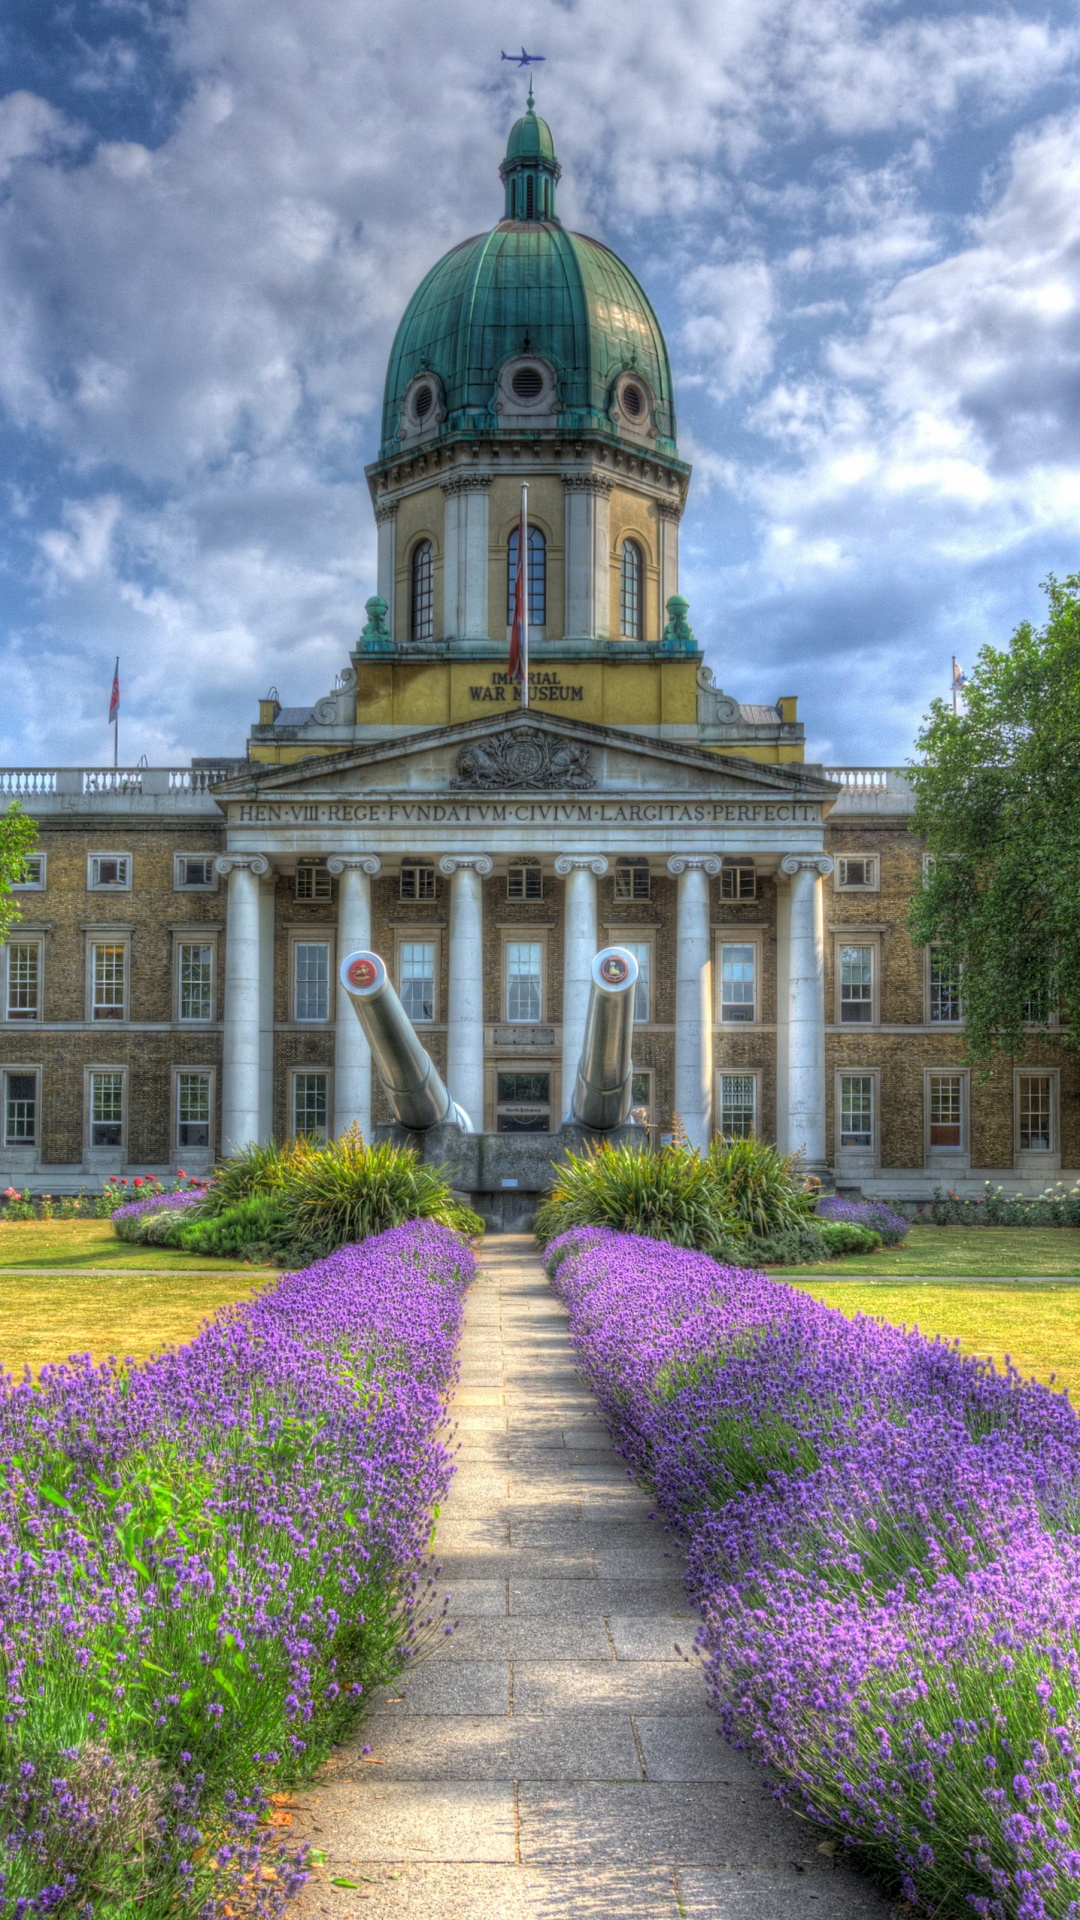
xmin=0 ymin=0 xmax=1078 ymax=767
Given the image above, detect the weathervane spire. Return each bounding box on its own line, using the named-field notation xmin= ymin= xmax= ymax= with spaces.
xmin=527 ymin=79 xmax=535 ymax=109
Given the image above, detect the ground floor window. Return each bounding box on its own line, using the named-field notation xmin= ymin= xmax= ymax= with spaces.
xmin=928 ymin=1073 xmax=963 ymax=1150
xmin=1018 ymin=1073 xmax=1053 ymax=1151
xmin=505 ymin=942 xmax=543 ymax=1023
xmin=89 ymin=1071 xmax=124 ymax=1148
xmin=839 ymin=1074 xmax=874 ymax=1148
xmin=719 ymin=1073 xmax=756 ymax=1138
xmin=177 ymin=1071 xmax=212 ymax=1150
xmin=631 ymin=1070 xmax=653 ymax=1127
xmin=496 ymin=1070 xmax=550 ymax=1132
xmin=4 ymin=1071 xmax=37 ymax=1147
xmin=293 ymin=1072 xmax=329 ymax=1141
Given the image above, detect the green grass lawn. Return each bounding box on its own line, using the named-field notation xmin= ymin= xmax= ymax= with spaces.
xmin=770 ymin=1224 xmax=1080 ymax=1279
xmin=0 ymin=1216 xmax=277 ymax=1273
xmin=795 ymin=1276 xmax=1080 ymax=1400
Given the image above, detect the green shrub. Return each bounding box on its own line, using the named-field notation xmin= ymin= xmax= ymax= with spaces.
xmin=818 ymin=1221 xmax=883 ymax=1257
xmin=179 ymin=1195 xmax=293 ymax=1262
xmin=706 ymin=1136 xmax=817 ymax=1237
xmin=534 ymin=1141 xmax=745 ymax=1259
xmin=199 ymin=1136 xmax=302 ymax=1216
xmin=742 ymin=1222 xmax=832 ymax=1266
xmin=274 ymin=1129 xmax=482 ymax=1259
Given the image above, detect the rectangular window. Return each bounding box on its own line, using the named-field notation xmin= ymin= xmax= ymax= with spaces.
xmin=840 ymin=1074 xmax=874 ymax=1148
xmin=1024 ymin=987 xmax=1048 ymax=1025
xmin=929 ymin=1073 xmax=963 ymax=1149
xmin=293 ymin=1072 xmax=329 ymax=1140
xmin=91 ymin=943 xmax=126 ymax=1021
xmin=721 ymin=864 xmax=756 ymax=901
xmin=294 ymin=942 xmax=330 ymax=1022
xmin=720 ymin=942 xmax=756 ymax=1023
xmin=178 ymin=943 xmax=214 ymax=1022
xmin=399 ymin=941 xmax=435 ymax=1023
xmin=617 ymin=941 xmax=651 ymax=1023
xmin=839 ymin=944 xmax=874 ymax=1023
xmin=295 ymin=861 xmax=332 ymax=902
xmin=631 ymin=1070 xmax=652 ymax=1121
xmin=88 ymin=854 xmax=131 ymax=890
xmin=495 ymin=1070 xmax=550 ymax=1133
xmin=6 ymin=942 xmax=40 ymax=1021
xmin=720 ymin=1074 xmax=756 ymax=1138
xmin=89 ymin=1070 xmax=124 ymax=1147
xmin=174 ymin=855 xmax=217 ymax=891
xmin=506 ymin=861 xmax=543 ymax=901
xmin=929 ymin=952 xmax=963 ymax=1023
xmin=613 ymin=862 xmax=650 ymax=901
xmin=177 ymin=1071 xmax=212 ymax=1149
xmin=836 ymin=855 xmax=878 ymax=891
xmin=506 ymin=941 xmax=543 ymax=1023
xmin=12 ymin=854 xmax=45 ymax=890
xmin=1018 ymin=1074 xmax=1053 ymax=1151
xmin=4 ymin=1071 xmax=37 ymax=1147
xmin=399 ymin=863 xmax=436 ymax=901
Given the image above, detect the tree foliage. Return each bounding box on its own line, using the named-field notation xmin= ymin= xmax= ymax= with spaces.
xmin=908 ymin=574 xmax=1080 ymax=1066
xmin=0 ymin=803 xmax=38 ymax=947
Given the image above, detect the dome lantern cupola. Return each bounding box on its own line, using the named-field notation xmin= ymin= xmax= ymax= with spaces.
xmin=499 ymin=86 xmax=561 ymax=223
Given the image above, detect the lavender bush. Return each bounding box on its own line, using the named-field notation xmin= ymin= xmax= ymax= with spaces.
xmin=111 ymin=1188 xmax=208 ymax=1241
xmin=547 ymin=1227 xmax=1080 ymax=1918
xmin=0 ymin=1219 xmax=471 ymax=1916
xmin=818 ymin=1195 xmax=909 ymax=1245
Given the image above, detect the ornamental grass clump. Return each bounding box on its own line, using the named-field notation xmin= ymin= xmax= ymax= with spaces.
xmin=546 ymin=1227 xmax=1080 ymax=1918
xmin=0 ymin=1218 xmax=472 ymax=1916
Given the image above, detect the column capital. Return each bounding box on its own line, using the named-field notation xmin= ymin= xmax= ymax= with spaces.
xmin=440 ymin=473 xmax=494 ymax=496
xmin=780 ymin=854 xmax=834 ymax=878
xmin=562 ymin=474 xmax=614 ymax=498
xmin=327 ymin=854 xmax=381 ymax=876
xmin=215 ymin=854 xmax=269 ymax=877
xmin=667 ymin=854 xmax=721 ymax=876
xmin=439 ymin=853 xmax=493 ymax=877
xmin=374 ymin=500 xmax=398 ymax=524
xmin=555 ymin=854 xmax=608 ymax=876
xmin=657 ymin=501 xmax=683 ymax=522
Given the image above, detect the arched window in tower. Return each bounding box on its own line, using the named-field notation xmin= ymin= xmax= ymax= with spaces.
xmin=620 ymin=539 xmax=644 ymax=639
xmin=507 ymin=525 xmax=546 ymax=627
xmin=411 ymin=539 xmax=434 ymax=642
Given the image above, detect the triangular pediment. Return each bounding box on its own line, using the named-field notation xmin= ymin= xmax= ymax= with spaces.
xmin=215 ymin=711 xmax=835 ymax=806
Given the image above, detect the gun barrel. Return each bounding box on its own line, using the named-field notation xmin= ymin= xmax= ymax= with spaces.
xmin=571 ymin=946 xmax=639 ymax=1131
xmin=339 ymin=951 xmax=471 ymax=1131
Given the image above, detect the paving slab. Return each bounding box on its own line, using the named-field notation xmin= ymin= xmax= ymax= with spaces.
xmin=676 ymin=1866 xmax=898 ymax=1917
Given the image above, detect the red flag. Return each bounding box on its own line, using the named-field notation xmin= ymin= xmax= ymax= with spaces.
xmin=108 ymin=658 xmax=120 ymax=723
xmin=508 ymin=489 xmax=527 ymax=696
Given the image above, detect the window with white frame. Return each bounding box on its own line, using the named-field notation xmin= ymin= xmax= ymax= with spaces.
xmin=399 ymin=861 xmax=436 ymax=902
xmin=294 ymin=941 xmax=331 ymax=1022
xmin=399 ymin=941 xmax=436 ymax=1022
xmin=91 ymin=943 xmax=127 ymax=1021
xmin=835 ymin=855 xmax=878 ymax=891
xmin=507 ymin=859 xmax=543 ymax=902
xmin=928 ymin=1073 xmax=964 ymax=1150
xmin=720 ymin=942 xmax=756 ymax=1023
xmin=177 ymin=1071 xmax=212 ymax=1149
xmin=6 ymin=941 xmax=41 ymax=1021
xmin=4 ymin=1070 xmax=37 ymax=1147
xmin=1018 ymin=1073 xmax=1054 ymax=1151
xmin=720 ymin=1074 xmax=756 ymax=1138
xmin=12 ymin=854 xmax=45 ymax=891
xmin=178 ymin=943 xmax=214 ymax=1022
xmin=89 ymin=1070 xmax=124 ymax=1147
xmin=721 ymin=862 xmax=756 ymax=901
xmin=839 ymin=944 xmax=874 ymax=1023
xmin=839 ymin=1074 xmax=874 ymax=1148
xmin=295 ymin=861 xmax=332 ymax=902
xmin=293 ymin=1072 xmax=329 ymax=1140
xmin=613 ymin=858 xmax=650 ymax=901
xmin=506 ymin=941 xmax=543 ymax=1023
xmin=928 ymin=951 xmax=963 ymax=1024
xmin=616 ymin=941 xmax=651 ymax=1023
xmin=88 ymin=854 xmax=131 ymax=890
xmin=174 ymin=854 xmax=217 ymax=891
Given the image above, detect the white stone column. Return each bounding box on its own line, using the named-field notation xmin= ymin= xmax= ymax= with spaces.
xmin=555 ymin=855 xmax=608 ymax=1117
xmin=442 ymin=477 xmax=490 ymax=640
xmin=328 ymin=855 xmax=381 ymax=1138
xmin=375 ymin=503 xmax=397 ymax=640
xmin=216 ymin=854 xmax=269 ymax=1153
xmin=563 ymin=477 xmax=613 ymax=641
xmin=667 ymin=855 xmax=721 ymax=1150
xmin=659 ymin=501 xmax=681 ymax=621
xmin=439 ymin=854 xmax=492 ymax=1130
xmin=779 ymin=855 xmax=834 ymax=1169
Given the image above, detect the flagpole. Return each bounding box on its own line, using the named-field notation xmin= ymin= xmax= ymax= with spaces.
xmin=113 ymin=655 xmax=119 ymax=767
xmin=520 ymin=482 xmax=529 ymax=711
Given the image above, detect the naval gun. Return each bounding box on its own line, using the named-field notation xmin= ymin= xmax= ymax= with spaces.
xmin=569 ymin=946 xmax=642 ymax=1132
xmin=339 ymin=950 xmax=473 ymax=1132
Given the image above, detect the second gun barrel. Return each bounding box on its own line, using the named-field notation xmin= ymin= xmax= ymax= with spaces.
xmin=571 ymin=946 xmax=639 ymax=1131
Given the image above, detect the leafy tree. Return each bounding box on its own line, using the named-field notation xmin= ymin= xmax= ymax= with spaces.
xmin=908 ymin=573 xmax=1080 ymax=1067
xmin=0 ymin=803 xmax=38 ymax=946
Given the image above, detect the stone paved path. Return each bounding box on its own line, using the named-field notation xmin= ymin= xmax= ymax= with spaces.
xmin=295 ymin=1235 xmax=895 ymax=1919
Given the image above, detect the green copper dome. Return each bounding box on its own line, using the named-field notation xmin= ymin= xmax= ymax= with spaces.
xmin=378 ymin=103 xmax=678 ymax=459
